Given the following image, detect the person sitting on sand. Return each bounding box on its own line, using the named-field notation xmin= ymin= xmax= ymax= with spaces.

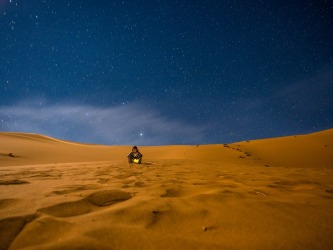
xmin=127 ymin=146 xmax=143 ymax=164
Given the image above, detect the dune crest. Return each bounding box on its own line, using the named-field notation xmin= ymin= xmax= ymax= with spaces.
xmin=1 ymin=129 xmax=333 ymax=249
xmin=1 ymin=129 xmax=332 ymax=167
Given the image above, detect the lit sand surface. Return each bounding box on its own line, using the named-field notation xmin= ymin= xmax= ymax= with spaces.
xmin=1 ymin=130 xmax=333 ymax=249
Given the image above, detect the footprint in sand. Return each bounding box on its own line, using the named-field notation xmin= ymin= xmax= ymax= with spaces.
xmin=38 ymin=190 xmax=132 ymax=217
xmin=0 ymin=214 xmax=36 ymax=250
xmin=85 ymin=190 xmax=132 ymax=207
xmin=51 ymin=184 xmax=98 ymax=195
xmin=267 ymin=180 xmax=318 ymax=190
xmin=0 ymin=180 xmax=29 ymax=185
xmin=38 ymin=199 xmax=93 ymax=217
xmin=134 ymin=181 xmax=145 ymax=187
xmin=160 ymin=188 xmax=182 ymax=198
xmin=0 ymin=199 xmax=21 ymax=209
xmin=6 ymin=216 xmax=76 ymax=250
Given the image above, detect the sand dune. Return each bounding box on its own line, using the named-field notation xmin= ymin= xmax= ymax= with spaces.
xmin=1 ymin=129 xmax=333 ymax=249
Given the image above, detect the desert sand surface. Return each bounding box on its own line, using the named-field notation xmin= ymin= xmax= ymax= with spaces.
xmin=1 ymin=129 xmax=333 ymax=250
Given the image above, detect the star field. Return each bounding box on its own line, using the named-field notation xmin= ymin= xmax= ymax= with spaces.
xmin=1 ymin=0 xmax=333 ymax=145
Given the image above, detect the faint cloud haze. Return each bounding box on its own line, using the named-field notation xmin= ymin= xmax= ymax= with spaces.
xmin=0 ymin=101 xmax=210 ymax=145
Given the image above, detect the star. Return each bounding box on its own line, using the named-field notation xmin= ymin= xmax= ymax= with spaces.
xmin=0 ymin=0 xmax=332 ymax=145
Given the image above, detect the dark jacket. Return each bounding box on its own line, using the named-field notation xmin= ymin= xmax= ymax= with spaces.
xmin=127 ymin=151 xmax=143 ymax=159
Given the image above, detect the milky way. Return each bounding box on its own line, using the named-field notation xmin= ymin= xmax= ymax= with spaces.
xmin=1 ymin=0 xmax=333 ymax=145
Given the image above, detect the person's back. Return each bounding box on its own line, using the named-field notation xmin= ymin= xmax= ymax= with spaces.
xmin=127 ymin=146 xmax=143 ymax=163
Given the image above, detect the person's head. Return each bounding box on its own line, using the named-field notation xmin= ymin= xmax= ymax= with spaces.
xmin=132 ymin=146 xmax=138 ymax=152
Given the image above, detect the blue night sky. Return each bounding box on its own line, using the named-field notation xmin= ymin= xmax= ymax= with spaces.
xmin=1 ymin=0 xmax=333 ymax=145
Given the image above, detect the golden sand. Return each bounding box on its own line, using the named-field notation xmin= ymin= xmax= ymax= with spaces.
xmin=1 ymin=129 xmax=333 ymax=249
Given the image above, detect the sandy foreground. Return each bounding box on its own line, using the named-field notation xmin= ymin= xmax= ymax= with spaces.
xmin=0 ymin=130 xmax=333 ymax=250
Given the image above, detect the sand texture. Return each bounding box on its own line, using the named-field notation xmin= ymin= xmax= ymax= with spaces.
xmin=1 ymin=130 xmax=333 ymax=249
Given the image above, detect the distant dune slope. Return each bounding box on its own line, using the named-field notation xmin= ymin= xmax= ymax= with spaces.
xmin=0 ymin=132 xmax=127 ymax=166
xmin=1 ymin=129 xmax=332 ymax=168
xmin=234 ymin=129 xmax=333 ymax=168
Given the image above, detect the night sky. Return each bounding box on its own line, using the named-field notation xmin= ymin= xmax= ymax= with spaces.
xmin=1 ymin=0 xmax=333 ymax=145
